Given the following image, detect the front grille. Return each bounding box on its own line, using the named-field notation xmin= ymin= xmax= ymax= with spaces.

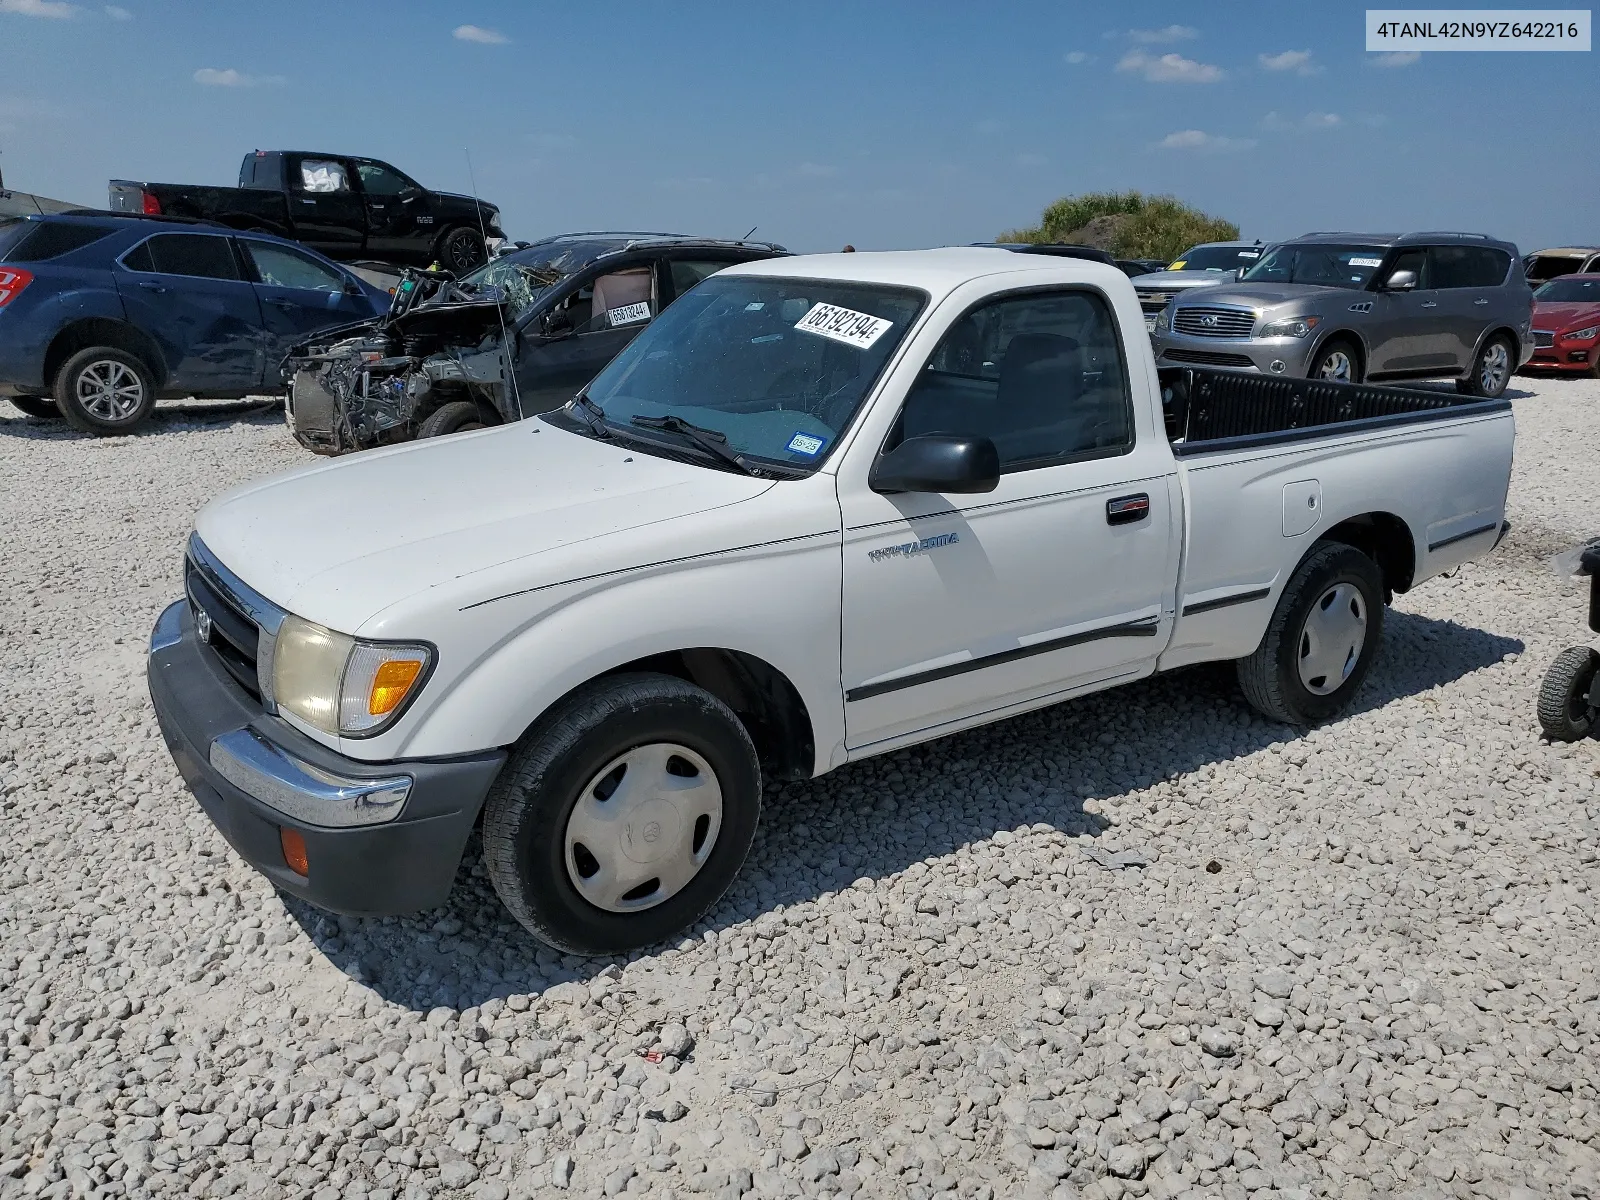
xmin=1533 ymin=330 xmax=1554 ymax=348
xmin=1161 ymin=348 xmax=1258 ymax=368
xmin=1173 ymin=306 xmax=1256 ymax=338
xmin=1136 ymin=289 xmax=1177 ymax=313
xmin=185 ymin=557 xmax=262 ymax=699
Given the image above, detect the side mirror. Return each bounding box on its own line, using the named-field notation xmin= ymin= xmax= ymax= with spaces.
xmin=1235 ymin=266 xmax=1246 ymax=281
xmin=540 ymin=310 xmax=575 ymax=340
xmin=1383 ymin=268 xmax=1418 ymax=291
xmin=870 ymin=433 xmax=1000 ymax=495
xmin=343 ymin=277 xmax=364 ymax=297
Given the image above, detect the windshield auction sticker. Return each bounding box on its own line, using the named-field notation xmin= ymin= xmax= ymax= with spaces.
xmin=794 ymin=303 xmax=894 ymax=349
xmin=607 ymin=302 xmax=652 ymax=327
xmin=1366 ymin=9 xmax=1590 ymax=50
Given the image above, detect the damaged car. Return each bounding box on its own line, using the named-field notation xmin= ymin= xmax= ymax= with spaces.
xmin=284 ymin=233 xmax=787 ymax=453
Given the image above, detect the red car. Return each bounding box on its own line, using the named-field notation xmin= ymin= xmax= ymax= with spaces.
xmin=1527 ymin=273 xmax=1600 ymax=376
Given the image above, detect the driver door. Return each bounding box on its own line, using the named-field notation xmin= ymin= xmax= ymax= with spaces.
xmin=355 ymin=159 xmax=428 ymax=261
xmin=514 ymin=259 xmax=666 ymax=415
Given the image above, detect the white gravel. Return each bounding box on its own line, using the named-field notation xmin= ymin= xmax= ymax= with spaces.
xmin=2 ymin=378 xmax=1598 ymax=1200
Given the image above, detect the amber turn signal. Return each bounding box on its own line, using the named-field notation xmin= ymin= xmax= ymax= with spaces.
xmin=280 ymin=827 xmax=309 ymax=877
xmin=369 ymin=659 xmax=424 ymax=716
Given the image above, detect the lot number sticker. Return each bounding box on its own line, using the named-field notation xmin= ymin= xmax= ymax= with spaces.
xmin=608 ymin=302 xmax=652 ymax=327
xmin=1348 ymin=257 xmax=1384 ymax=268
xmin=794 ymin=302 xmax=893 ymax=350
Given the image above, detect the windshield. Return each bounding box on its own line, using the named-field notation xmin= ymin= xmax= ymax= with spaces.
xmin=1241 ymin=243 xmax=1388 ymax=289
xmin=458 ymin=238 xmax=629 ymax=320
xmin=1534 ymin=276 xmax=1600 ymax=303
xmin=1526 ymin=254 xmax=1589 ymax=282
xmin=558 ymin=274 xmax=926 ymax=470
xmin=1169 ymin=245 xmax=1260 ymax=272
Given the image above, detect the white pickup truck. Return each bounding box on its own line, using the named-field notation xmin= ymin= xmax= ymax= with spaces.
xmin=148 ymin=248 xmax=1514 ymax=955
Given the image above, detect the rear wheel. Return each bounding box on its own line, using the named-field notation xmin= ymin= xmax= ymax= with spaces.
xmin=1537 ymin=646 xmax=1599 ymax=742
xmin=1237 ymin=541 xmax=1385 ymax=725
xmin=481 ymin=673 xmax=762 ymax=955
xmin=1309 ymin=338 xmax=1362 ymax=384
xmin=53 ymin=347 xmax=158 ymax=435
xmin=436 ymin=226 xmax=487 ymax=275
xmin=6 ymin=396 xmax=60 ymax=419
xmin=1457 ymin=334 xmax=1513 ymax=397
xmin=417 ymin=400 xmax=489 ymax=439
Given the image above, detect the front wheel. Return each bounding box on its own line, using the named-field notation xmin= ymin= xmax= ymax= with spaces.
xmin=53 ymin=347 xmax=158 ymax=435
xmin=481 ymin=673 xmax=762 ymax=955
xmin=6 ymin=396 xmax=60 ymax=419
xmin=1537 ymin=646 xmax=1599 ymax=742
xmin=437 ymin=226 xmax=487 ymax=275
xmin=1309 ymin=339 xmax=1362 ymax=384
xmin=1457 ymin=334 xmax=1513 ymax=398
xmin=417 ymin=400 xmax=488 ymax=439
xmin=1237 ymin=541 xmax=1385 ymax=725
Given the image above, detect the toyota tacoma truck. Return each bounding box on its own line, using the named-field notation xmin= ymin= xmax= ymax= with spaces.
xmin=147 ymin=248 xmax=1515 ymax=956
xmin=110 ymin=150 xmax=502 ymax=274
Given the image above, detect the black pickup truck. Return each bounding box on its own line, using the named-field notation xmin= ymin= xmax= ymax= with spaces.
xmin=109 ymin=151 xmax=502 ymax=273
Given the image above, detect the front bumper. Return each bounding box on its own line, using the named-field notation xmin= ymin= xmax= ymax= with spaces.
xmin=1150 ymin=330 xmax=1316 ymax=376
xmin=147 ymin=600 xmax=506 ymax=916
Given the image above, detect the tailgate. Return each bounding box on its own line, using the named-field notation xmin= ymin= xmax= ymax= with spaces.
xmin=108 ymin=181 xmax=147 ymax=213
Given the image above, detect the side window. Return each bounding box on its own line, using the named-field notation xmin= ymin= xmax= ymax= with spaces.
xmin=355 ymin=161 xmax=413 ymax=197
xmin=1429 ymin=246 xmax=1477 ymax=289
xmin=7 ymin=222 xmax=117 ymax=263
xmin=1466 ymin=248 xmax=1511 ymax=287
xmin=297 ymin=159 xmax=350 ymax=194
xmin=889 ymin=290 xmax=1133 ymax=472
xmin=243 ymin=241 xmax=346 ymax=292
xmin=669 ymin=258 xmax=733 ymax=299
xmin=577 ymin=266 xmax=656 ymax=335
xmin=131 ymin=234 xmax=241 ymax=281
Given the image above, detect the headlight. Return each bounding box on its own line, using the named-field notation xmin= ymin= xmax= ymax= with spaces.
xmin=1563 ymin=326 xmax=1598 ymax=342
xmin=487 ymin=211 xmax=503 ymax=233
xmin=1259 ymin=316 xmax=1321 ymax=339
xmin=1155 ymin=303 xmax=1171 ymax=331
xmin=272 ymin=614 xmax=433 ymax=737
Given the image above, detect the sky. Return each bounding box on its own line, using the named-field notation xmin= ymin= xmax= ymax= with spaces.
xmin=1 ymin=0 xmax=1595 ymax=255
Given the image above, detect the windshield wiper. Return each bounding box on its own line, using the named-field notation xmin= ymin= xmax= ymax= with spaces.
xmin=568 ymin=392 xmax=611 ymax=439
xmin=629 ymin=414 xmax=768 ymax=477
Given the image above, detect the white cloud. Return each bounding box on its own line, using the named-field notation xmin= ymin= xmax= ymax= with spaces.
xmin=1304 ymin=111 xmax=1341 ymax=128
xmin=1371 ymin=50 xmax=1420 ymax=66
xmin=0 ymin=0 xmax=76 ymax=17
xmin=1259 ymin=49 xmax=1320 ymax=75
xmin=103 ymin=4 xmax=130 ymax=16
xmin=452 ymin=24 xmax=508 ymax=44
xmin=1263 ymin=110 xmax=1343 ymax=131
xmin=193 ymin=67 xmax=284 ymax=87
xmin=1128 ymin=24 xmax=1197 ymax=43
xmin=1064 ymin=51 xmax=1092 ymax=65
xmin=1117 ymin=50 xmax=1224 ymax=83
xmin=1157 ymin=129 xmax=1255 ymax=152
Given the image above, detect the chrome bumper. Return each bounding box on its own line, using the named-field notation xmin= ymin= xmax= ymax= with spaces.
xmin=208 ymin=728 xmax=411 ymax=828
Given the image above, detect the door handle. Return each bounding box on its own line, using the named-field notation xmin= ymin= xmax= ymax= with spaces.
xmin=138 ymin=282 xmax=167 ymax=293
xmin=297 ymin=198 xmax=316 ymax=205
xmin=1474 ymin=298 xmax=1489 ymax=306
xmin=1106 ymin=493 xmax=1150 ymax=525
xmin=270 ymin=299 xmax=297 ymax=310
xmin=1420 ymin=301 xmax=1438 ymax=308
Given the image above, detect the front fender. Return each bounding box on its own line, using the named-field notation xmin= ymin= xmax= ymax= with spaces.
xmin=373 ymin=533 xmax=846 ymax=776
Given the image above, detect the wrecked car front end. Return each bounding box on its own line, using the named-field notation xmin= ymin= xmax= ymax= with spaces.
xmin=284 ymin=271 xmax=519 ymax=455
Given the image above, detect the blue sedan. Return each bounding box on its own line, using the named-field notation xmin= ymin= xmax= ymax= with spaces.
xmin=0 ymin=211 xmax=388 ymax=434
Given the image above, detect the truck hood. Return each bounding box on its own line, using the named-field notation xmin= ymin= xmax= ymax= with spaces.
xmin=1172 ymin=282 xmax=1345 ymax=310
xmin=434 ymin=190 xmax=498 ymax=212
xmin=1131 ymin=271 xmax=1236 ymax=290
xmin=194 ymin=421 xmax=773 ymax=633
xmin=1533 ymin=301 xmax=1600 ymax=331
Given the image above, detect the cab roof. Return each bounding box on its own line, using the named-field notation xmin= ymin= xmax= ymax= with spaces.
xmin=721 ymin=246 xmax=1130 ymax=302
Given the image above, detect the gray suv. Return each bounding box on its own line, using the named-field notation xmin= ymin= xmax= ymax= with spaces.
xmin=1150 ymin=232 xmax=1535 ymax=396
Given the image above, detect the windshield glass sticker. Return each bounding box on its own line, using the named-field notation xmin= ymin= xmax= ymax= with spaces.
xmin=607 ymin=302 xmax=652 ymax=327
xmin=787 ymin=432 xmax=826 ymax=457
xmin=1238 ymin=251 xmax=1259 ymax=258
xmin=868 ymin=531 xmax=960 ymax=563
xmin=744 ymin=302 xmax=765 ymax=311
xmin=795 ymin=302 xmax=893 ymax=350
xmin=1348 ymin=257 xmax=1384 ymax=268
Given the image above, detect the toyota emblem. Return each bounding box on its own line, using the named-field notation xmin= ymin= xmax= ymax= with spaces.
xmin=195 ymin=608 xmax=213 ymax=644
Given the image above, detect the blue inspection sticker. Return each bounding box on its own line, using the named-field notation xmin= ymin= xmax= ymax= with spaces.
xmin=786 ymin=432 xmax=827 ymax=457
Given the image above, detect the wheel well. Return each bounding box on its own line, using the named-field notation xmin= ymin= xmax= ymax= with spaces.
xmin=1479 ymin=325 xmax=1521 ymax=360
xmin=1309 ymin=330 xmax=1366 ymax=376
xmin=43 ymin=319 xmax=167 ymax=391
xmin=1321 ymin=512 xmax=1415 ymax=598
xmin=595 ymin=649 xmax=817 ymax=782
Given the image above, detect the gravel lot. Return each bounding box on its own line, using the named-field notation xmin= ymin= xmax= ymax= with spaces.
xmin=2 ymin=378 xmax=1598 ymax=1200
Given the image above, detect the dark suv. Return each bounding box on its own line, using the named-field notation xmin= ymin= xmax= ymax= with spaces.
xmin=1150 ymin=232 xmax=1535 ymax=396
xmin=0 ymin=211 xmax=386 ymax=433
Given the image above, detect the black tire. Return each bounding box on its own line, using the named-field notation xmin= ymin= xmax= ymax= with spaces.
xmin=482 ymin=672 xmax=762 ymax=956
xmin=1237 ymin=541 xmax=1386 ymax=725
xmin=1308 ymin=338 xmax=1362 ymax=385
xmin=436 ymin=226 xmax=487 ymax=275
xmin=52 ymin=347 xmax=158 ymax=435
xmin=1457 ymin=334 xmax=1514 ymax=398
xmin=417 ymin=400 xmax=488 ymax=439
xmin=1537 ymin=646 xmax=1599 ymax=742
xmin=6 ymin=396 xmax=60 ymax=419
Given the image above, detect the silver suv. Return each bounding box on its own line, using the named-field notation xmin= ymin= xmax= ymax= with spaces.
xmin=1150 ymin=232 xmax=1535 ymax=396
xmin=1129 ymin=241 xmax=1269 ymax=329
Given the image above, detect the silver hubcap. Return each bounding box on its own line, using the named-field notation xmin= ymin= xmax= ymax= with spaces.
xmin=1480 ymin=342 xmax=1508 ymax=392
xmin=1298 ymin=582 xmax=1367 ymax=695
xmin=564 ymin=743 xmax=723 ymax=913
xmin=1317 ymin=350 xmax=1353 ymax=382
xmin=75 ymin=360 xmax=145 ymax=421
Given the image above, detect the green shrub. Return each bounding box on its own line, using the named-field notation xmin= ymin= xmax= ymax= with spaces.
xmin=1000 ymin=191 xmax=1240 ymax=262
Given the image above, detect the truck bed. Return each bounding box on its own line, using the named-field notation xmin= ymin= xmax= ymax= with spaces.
xmin=108 ymin=180 xmax=288 ymax=233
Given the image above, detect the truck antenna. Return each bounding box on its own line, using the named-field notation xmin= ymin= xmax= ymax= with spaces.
xmin=742 ymin=226 xmax=758 ymax=241
xmin=464 ymin=146 xmax=523 ymax=421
